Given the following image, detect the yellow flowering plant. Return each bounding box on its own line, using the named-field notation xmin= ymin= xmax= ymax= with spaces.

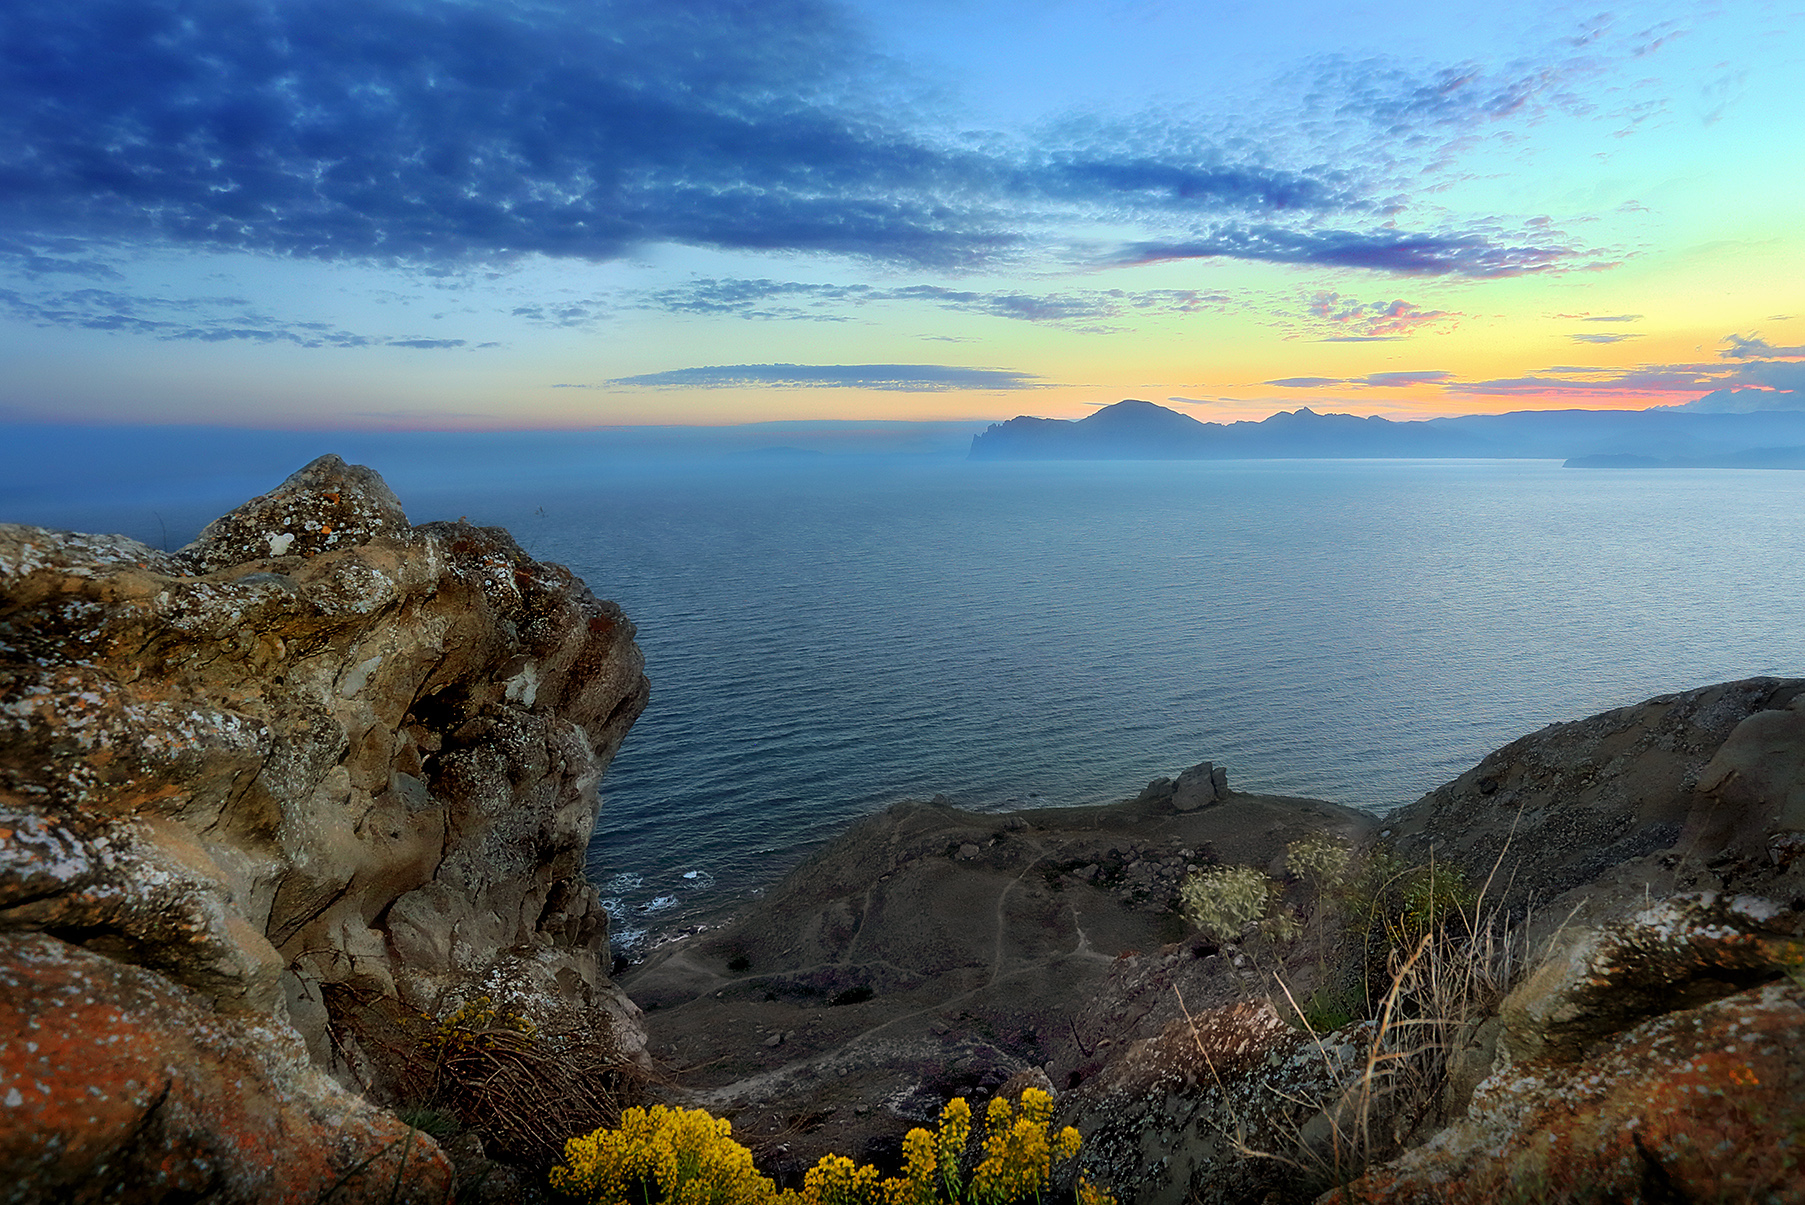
xmin=550 ymin=1090 xmax=1112 ymax=1205
xmin=550 ymin=1104 xmax=782 ymax=1205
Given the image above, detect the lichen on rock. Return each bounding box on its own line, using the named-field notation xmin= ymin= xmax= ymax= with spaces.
xmin=1 ymin=455 xmax=650 ymax=1198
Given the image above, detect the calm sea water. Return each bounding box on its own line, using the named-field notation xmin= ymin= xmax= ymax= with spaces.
xmin=10 ymin=444 xmax=1803 ymax=951
xmin=398 ymin=458 xmax=1805 ymax=952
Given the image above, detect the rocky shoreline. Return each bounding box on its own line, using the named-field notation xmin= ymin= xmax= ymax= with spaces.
xmin=4 ymin=458 xmax=1803 ymax=1204
xmin=631 ymin=678 xmax=1805 ymax=1204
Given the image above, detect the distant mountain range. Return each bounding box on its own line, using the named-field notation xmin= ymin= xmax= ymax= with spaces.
xmin=967 ymin=399 xmax=1805 ymax=466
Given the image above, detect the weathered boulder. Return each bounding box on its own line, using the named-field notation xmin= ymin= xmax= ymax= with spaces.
xmin=1172 ymin=761 xmax=1219 ymax=811
xmin=1323 ymin=682 xmax=1805 ymax=1203
xmin=0 ymin=932 xmax=453 ymax=1204
xmin=1066 ymin=999 xmax=1352 ymax=1205
xmin=0 ymin=456 xmax=649 ymax=1195
xmin=1332 ymin=894 xmax=1805 ymax=1204
xmin=1498 ymin=892 xmax=1805 ymax=1065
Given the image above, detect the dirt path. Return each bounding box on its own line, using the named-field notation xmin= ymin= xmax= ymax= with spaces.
xmin=618 ymin=787 xmax=1374 ymax=1172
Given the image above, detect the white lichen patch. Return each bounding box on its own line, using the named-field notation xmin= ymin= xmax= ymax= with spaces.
xmin=503 ymin=662 xmax=541 ymax=708
xmin=339 ymin=655 xmax=384 ymax=699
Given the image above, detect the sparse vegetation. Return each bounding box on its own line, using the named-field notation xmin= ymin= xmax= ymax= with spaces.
xmin=1178 ymin=865 xmax=1284 ymax=943
xmin=327 ymin=984 xmax=642 ymax=1175
xmin=1180 ymin=837 xmax=1527 ymax=1197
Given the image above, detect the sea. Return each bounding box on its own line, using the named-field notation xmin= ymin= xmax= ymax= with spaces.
xmin=7 ymin=440 xmax=1804 ymax=954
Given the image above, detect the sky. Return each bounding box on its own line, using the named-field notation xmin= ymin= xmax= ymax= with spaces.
xmin=2 ymin=0 xmax=1802 ymax=430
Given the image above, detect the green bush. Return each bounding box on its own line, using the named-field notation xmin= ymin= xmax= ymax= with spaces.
xmin=1179 ymin=865 xmax=1280 ymax=942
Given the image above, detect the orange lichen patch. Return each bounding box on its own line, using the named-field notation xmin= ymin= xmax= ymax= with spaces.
xmin=0 ymin=933 xmax=453 ymax=1203
xmin=1329 ymin=981 xmax=1805 ymax=1204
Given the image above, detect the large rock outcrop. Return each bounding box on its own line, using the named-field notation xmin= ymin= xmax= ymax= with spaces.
xmin=0 ymin=456 xmax=649 ymax=1198
xmin=1334 ymin=893 xmax=1805 ymax=1203
xmin=1387 ymin=676 xmax=1805 ymax=918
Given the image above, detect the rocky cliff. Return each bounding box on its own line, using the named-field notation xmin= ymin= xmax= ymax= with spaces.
xmin=0 ymin=456 xmax=649 ymax=1200
xmin=624 ymin=680 xmax=1805 ymax=1205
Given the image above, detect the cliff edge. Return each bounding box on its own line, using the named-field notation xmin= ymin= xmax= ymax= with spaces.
xmin=0 ymin=456 xmax=649 ymax=1199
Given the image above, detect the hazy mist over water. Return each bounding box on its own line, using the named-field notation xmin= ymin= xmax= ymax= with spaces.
xmin=8 ymin=437 xmax=1802 ymax=952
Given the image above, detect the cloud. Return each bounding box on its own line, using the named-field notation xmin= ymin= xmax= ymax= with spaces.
xmin=1553 ymin=313 xmax=1643 ymax=322
xmin=511 ymin=301 xmax=613 ymax=329
xmin=1266 ymin=370 xmax=1453 ymax=388
xmin=587 ymin=364 xmax=1051 ymax=391
xmin=1303 ymin=56 xmax=1579 ymax=138
xmin=0 ymin=0 xmax=1604 ymax=278
xmin=1297 ymin=291 xmax=1460 ymax=340
xmin=0 ymin=284 xmax=475 ymax=349
xmin=1359 ymin=370 xmax=1456 ymax=387
xmin=1743 ymin=360 xmax=1805 ymax=391
xmin=1116 ymin=226 xmax=1571 ymax=277
xmin=626 ymin=279 xmax=1231 ymax=329
xmin=0 ymin=236 xmax=122 ymax=280
xmin=0 ymin=0 xmax=1015 ymax=270
xmin=1568 ymin=332 xmax=1643 ymax=343
xmin=1721 ymin=333 xmax=1805 ymax=359
xmin=1429 ymin=342 xmax=1805 ymax=402
xmin=1445 ymin=366 xmax=1728 ymax=396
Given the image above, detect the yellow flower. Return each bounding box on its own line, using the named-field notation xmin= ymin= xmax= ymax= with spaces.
xmin=551 ymin=1105 xmax=782 ymax=1205
xmin=552 ymin=1090 xmax=1115 ymax=1205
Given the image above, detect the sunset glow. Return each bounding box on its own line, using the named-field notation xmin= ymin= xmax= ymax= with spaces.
xmin=2 ymin=0 xmax=1801 ymax=429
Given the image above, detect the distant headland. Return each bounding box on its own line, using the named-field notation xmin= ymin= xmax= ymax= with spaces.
xmin=969 ymin=398 xmax=1805 ymax=466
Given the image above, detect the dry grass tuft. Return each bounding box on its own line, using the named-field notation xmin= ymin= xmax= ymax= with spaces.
xmin=1178 ymin=831 xmax=1534 ymax=1200
xmin=324 ymin=984 xmax=646 ymax=1172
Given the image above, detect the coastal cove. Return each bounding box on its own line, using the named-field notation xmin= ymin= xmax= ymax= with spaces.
xmin=8 ymin=447 xmax=1805 ymax=951
xmin=5 ymin=456 xmax=1804 ymax=1203
xmin=452 ymin=456 xmax=1805 ymax=949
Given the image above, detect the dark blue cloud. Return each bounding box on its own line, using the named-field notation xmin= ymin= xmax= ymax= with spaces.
xmin=1721 ymin=334 xmax=1805 ymax=359
xmin=585 ymin=364 xmax=1049 ymax=391
xmin=0 ymin=0 xmax=1015 ymax=268
xmin=1119 ymin=227 xmax=1571 ymax=277
xmin=0 ymin=283 xmax=478 ymax=347
xmin=625 ymin=278 xmax=1229 ymax=329
xmin=0 ymin=0 xmax=1596 ymax=277
xmin=1266 ymin=370 xmax=1452 ymax=388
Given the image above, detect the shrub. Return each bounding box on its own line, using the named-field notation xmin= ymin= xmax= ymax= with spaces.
xmin=550 ymin=1090 xmax=1111 ymax=1205
xmin=1179 ymin=865 xmax=1280 ymax=943
xmin=1284 ymin=833 xmax=1351 ymax=888
xmin=551 ymin=1104 xmax=779 ymax=1205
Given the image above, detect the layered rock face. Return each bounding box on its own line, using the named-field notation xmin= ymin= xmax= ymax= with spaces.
xmin=0 ymin=456 xmax=648 ymax=1198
